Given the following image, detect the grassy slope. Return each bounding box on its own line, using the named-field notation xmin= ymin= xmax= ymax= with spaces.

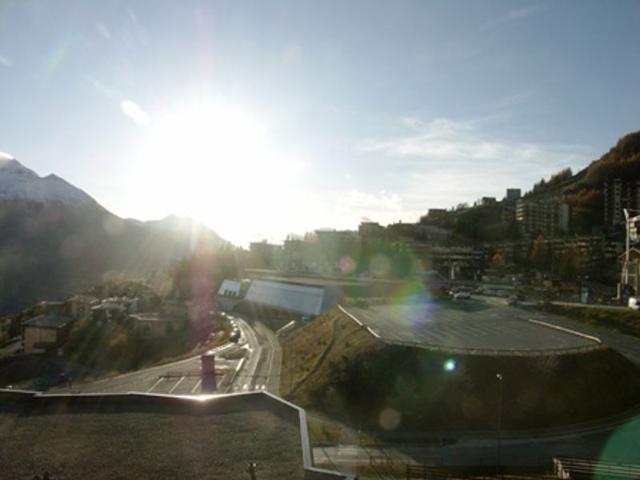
xmin=280 ymin=307 xmax=383 ymax=404
xmin=282 ymin=308 xmax=640 ymax=435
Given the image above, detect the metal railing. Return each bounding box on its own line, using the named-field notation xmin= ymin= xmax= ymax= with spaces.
xmin=553 ymin=457 xmax=640 ymax=479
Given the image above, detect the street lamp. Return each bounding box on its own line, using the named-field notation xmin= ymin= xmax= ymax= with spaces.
xmin=496 ymin=373 xmax=503 ymax=479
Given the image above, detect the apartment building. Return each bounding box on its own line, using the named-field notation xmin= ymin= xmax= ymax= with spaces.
xmin=603 ymin=178 xmax=640 ymax=226
xmin=516 ymin=197 xmax=570 ymax=237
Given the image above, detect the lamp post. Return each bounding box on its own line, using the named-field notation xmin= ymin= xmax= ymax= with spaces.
xmin=496 ymin=373 xmax=503 ymax=479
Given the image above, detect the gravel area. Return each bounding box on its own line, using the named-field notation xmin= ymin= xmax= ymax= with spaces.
xmin=0 ymin=404 xmax=305 ymax=479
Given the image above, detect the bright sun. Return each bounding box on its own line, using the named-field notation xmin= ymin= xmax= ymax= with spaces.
xmin=129 ymin=103 xmax=311 ymax=245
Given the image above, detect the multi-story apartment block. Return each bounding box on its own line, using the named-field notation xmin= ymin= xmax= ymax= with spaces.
xmin=603 ymin=179 xmax=640 ymax=226
xmin=515 ymin=197 xmax=570 ymax=237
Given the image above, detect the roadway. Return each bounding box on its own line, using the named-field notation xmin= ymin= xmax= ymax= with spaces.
xmin=56 ymin=341 xmax=240 ymax=395
xmin=253 ymin=320 xmax=282 ymax=394
xmin=54 ymin=316 xmax=282 ymax=396
xmin=480 ymin=295 xmax=640 ymax=366
xmin=528 ymin=307 xmax=640 ymax=365
xmin=227 ymin=318 xmax=282 ymax=393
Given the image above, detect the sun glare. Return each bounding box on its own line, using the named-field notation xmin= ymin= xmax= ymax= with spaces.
xmin=130 ymin=103 xmax=309 ymax=245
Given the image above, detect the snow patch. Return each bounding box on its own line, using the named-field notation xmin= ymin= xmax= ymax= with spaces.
xmin=0 ymin=157 xmax=95 ymax=206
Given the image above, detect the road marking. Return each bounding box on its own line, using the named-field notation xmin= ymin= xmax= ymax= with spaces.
xmin=147 ymin=378 xmax=163 ymax=392
xmin=84 ymin=342 xmax=235 ymax=386
xmin=528 ymin=318 xmax=602 ymax=344
xmin=168 ymin=376 xmax=185 ymax=394
xmin=191 ymin=379 xmax=202 ymax=394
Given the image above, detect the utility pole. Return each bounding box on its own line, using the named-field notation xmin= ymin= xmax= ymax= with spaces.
xmin=624 ymin=208 xmax=630 ymax=287
xmin=622 ymin=208 xmax=640 ymax=296
xmin=496 ymin=373 xmax=503 ymax=479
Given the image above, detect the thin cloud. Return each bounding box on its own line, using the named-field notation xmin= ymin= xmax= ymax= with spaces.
xmin=345 ymin=189 xmax=403 ymax=211
xmin=0 ymin=55 xmax=12 ymax=67
xmin=358 ymin=117 xmax=582 ymax=165
xmin=480 ymin=6 xmax=541 ymax=32
xmin=281 ymin=44 xmax=303 ymax=65
xmin=491 ymin=90 xmax=535 ymax=111
xmin=357 ymin=117 xmax=595 ymax=215
xmin=120 ymin=100 xmax=150 ymax=127
xmin=96 ymin=23 xmax=112 ymax=40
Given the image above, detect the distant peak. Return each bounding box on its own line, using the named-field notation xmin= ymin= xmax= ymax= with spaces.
xmin=0 ymin=151 xmax=15 ymax=162
xmin=0 ymin=156 xmax=96 ymax=206
xmin=44 ymin=173 xmax=64 ymax=181
xmin=162 ymin=214 xmax=194 ymax=223
xmin=0 ymin=154 xmax=38 ymax=177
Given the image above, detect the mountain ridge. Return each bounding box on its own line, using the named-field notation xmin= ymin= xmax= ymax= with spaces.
xmin=0 ymin=153 xmax=230 ymax=315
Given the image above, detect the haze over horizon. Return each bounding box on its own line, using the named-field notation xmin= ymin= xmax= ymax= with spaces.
xmin=1 ymin=0 xmax=639 ymax=246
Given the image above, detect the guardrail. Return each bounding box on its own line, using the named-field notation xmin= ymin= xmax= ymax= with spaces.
xmin=553 ymin=457 xmax=640 ymax=479
xmin=406 ymin=464 xmax=451 ymax=479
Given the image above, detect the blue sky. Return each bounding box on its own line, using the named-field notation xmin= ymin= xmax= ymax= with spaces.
xmin=1 ymin=0 xmax=639 ymax=245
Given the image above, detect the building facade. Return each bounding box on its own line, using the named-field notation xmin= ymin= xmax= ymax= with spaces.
xmin=22 ymin=313 xmax=72 ymax=354
xmin=474 ymin=196 xmax=497 ymax=207
xmin=516 ymin=198 xmax=570 ymax=237
xmin=603 ymin=179 xmax=640 ymax=226
xmin=505 ymin=188 xmax=522 ymax=201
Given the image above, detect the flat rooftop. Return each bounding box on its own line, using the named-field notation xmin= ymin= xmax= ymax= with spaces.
xmin=0 ymin=391 xmax=346 ymax=480
xmin=345 ymin=301 xmax=600 ymax=355
xmin=22 ymin=313 xmax=71 ymax=329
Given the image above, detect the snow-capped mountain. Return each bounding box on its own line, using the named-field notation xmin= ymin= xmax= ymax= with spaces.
xmin=0 ymin=152 xmax=227 ymax=316
xmin=0 ymin=152 xmax=95 ymax=206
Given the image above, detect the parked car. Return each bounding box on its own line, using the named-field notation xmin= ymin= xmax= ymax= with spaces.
xmin=506 ymin=295 xmax=519 ymax=306
xmin=453 ymin=291 xmax=471 ymax=300
xmin=229 ymin=328 xmax=241 ymax=342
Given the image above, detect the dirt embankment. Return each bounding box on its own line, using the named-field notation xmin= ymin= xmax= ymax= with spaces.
xmin=282 ymin=307 xmax=640 ymax=434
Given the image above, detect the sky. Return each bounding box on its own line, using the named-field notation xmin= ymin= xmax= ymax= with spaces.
xmin=1 ymin=0 xmax=639 ymax=246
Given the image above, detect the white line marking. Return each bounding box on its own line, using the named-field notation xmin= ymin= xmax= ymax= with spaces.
xmin=147 ymin=378 xmax=163 ymax=392
xmin=85 ymin=342 xmax=236 ymax=386
xmin=528 ymin=319 xmax=602 ymax=343
xmin=168 ymin=376 xmax=185 ymax=394
xmin=191 ymin=379 xmax=202 ymax=394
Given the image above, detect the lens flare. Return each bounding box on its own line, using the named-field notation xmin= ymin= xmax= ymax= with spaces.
xmin=378 ymin=407 xmax=402 ymax=430
xmin=444 ymin=359 xmax=456 ymax=372
xmin=338 ymin=256 xmax=356 ymax=274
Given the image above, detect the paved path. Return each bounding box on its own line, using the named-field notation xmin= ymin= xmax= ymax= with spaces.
xmin=527 ymin=309 xmax=640 ymax=365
